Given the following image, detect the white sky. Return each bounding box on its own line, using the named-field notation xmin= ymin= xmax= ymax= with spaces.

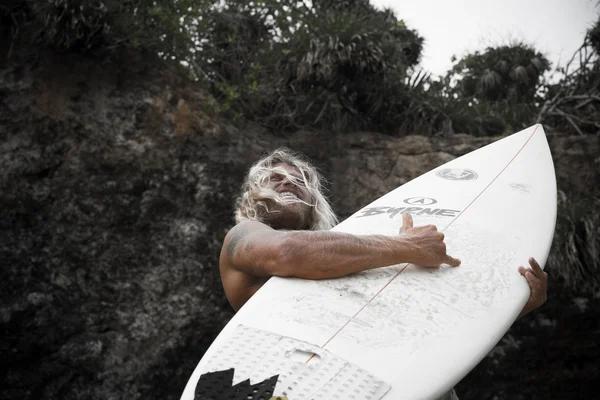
xmin=371 ymin=0 xmax=598 ymax=76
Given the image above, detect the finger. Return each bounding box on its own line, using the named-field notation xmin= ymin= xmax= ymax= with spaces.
xmin=402 ymin=213 xmax=413 ymax=230
xmin=519 ymin=269 xmax=534 ymax=297
xmin=445 ymin=255 xmax=461 ymax=267
xmin=528 ymin=274 xmax=546 ymax=305
xmin=524 ymin=270 xmax=543 ymax=293
xmin=518 ymin=266 xmax=535 ymax=287
xmin=528 ymin=257 xmax=546 ymax=281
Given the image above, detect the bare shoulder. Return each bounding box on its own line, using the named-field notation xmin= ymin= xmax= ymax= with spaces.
xmin=220 ymin=220 xmax=284 ymax=278
xmin=220 ymin=221 xmax=281 ymax=310
xmin=222 ymin=220 xmax=273 ymax=259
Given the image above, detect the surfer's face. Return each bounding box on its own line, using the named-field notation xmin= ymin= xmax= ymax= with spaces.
xmin=261 ymin=162 xmax=312 ymax=230
xmin=267 ymin=163 xmax=311 ymax=202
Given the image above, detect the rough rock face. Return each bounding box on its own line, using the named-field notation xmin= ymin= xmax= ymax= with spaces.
xmin=1 ymin=52 xmax=598 ymax=400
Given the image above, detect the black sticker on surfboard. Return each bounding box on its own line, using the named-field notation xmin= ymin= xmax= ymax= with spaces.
xmin=195 ymin=368 xmax=279 ymax=400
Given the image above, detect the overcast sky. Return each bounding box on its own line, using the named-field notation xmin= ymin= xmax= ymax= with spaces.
xmin=371 ymin=0 xmax=598 ymax=76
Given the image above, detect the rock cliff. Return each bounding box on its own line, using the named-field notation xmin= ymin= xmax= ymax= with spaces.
xmin=1 ymin=52 xmax=598 ymax=400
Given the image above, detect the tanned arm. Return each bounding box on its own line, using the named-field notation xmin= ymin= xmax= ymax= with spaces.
xmin=220 ymin=215 xmax=459 ymax=310
xmin=221 ymin=215 xmax=460 ymax=280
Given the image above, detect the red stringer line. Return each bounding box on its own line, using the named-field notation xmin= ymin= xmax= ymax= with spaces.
xmin=311 ymin=125 xmax=540 ymax=356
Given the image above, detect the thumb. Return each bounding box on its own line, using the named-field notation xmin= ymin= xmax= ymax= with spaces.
xmin=400 ymin=213 xmax=414 ymax=232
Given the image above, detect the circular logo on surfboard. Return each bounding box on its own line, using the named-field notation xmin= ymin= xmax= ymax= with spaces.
xmin=436 ymin=168 xmax=478 ymax=181
xmin=403 ymin=197 xmax=438 ymax=205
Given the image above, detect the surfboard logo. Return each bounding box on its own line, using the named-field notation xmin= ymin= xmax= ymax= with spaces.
xmin=436 ymin=168 xmax=478 ymax=181
xmin=403 ymin=197 xmax=437 ymax=205
xmin=356 ymin=206 xmax=460 ymax=219
xmin=509 ymin=182 xmax=532 ymax=193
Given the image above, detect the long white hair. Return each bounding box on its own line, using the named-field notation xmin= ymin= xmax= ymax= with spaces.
xmin=234 ymin=148 xmax=338 ymax=230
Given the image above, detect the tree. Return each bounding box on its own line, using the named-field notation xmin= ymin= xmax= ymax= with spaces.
xmin=537 ymin=15 xmax=600 ymax=136
xmin=440 ymin=42 xmax=550 ymax=135
xmin=193 ymin=0 xmax=424 ymax=133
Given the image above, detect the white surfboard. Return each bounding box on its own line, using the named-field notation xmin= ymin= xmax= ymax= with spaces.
xmin=182 ymin=124 xmax=556 ymax=400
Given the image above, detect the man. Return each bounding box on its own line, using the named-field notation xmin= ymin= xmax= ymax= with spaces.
xmin=221 ymin=148 xmax=547 ymax=314
xmin=220 ymin=147 xmax=547 ymax=399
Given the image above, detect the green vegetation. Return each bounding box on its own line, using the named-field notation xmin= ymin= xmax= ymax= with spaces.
xmin=438 ymin=43 xmax=550 ymax=135
xmin=549 ymin=195 xmax=600 ymax=296
xmin=1 ymin=0 xmax=598 ymax=136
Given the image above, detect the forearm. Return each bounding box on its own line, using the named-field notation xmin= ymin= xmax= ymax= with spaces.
xmin=277 ymin=230 xmax=412 ymax=279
